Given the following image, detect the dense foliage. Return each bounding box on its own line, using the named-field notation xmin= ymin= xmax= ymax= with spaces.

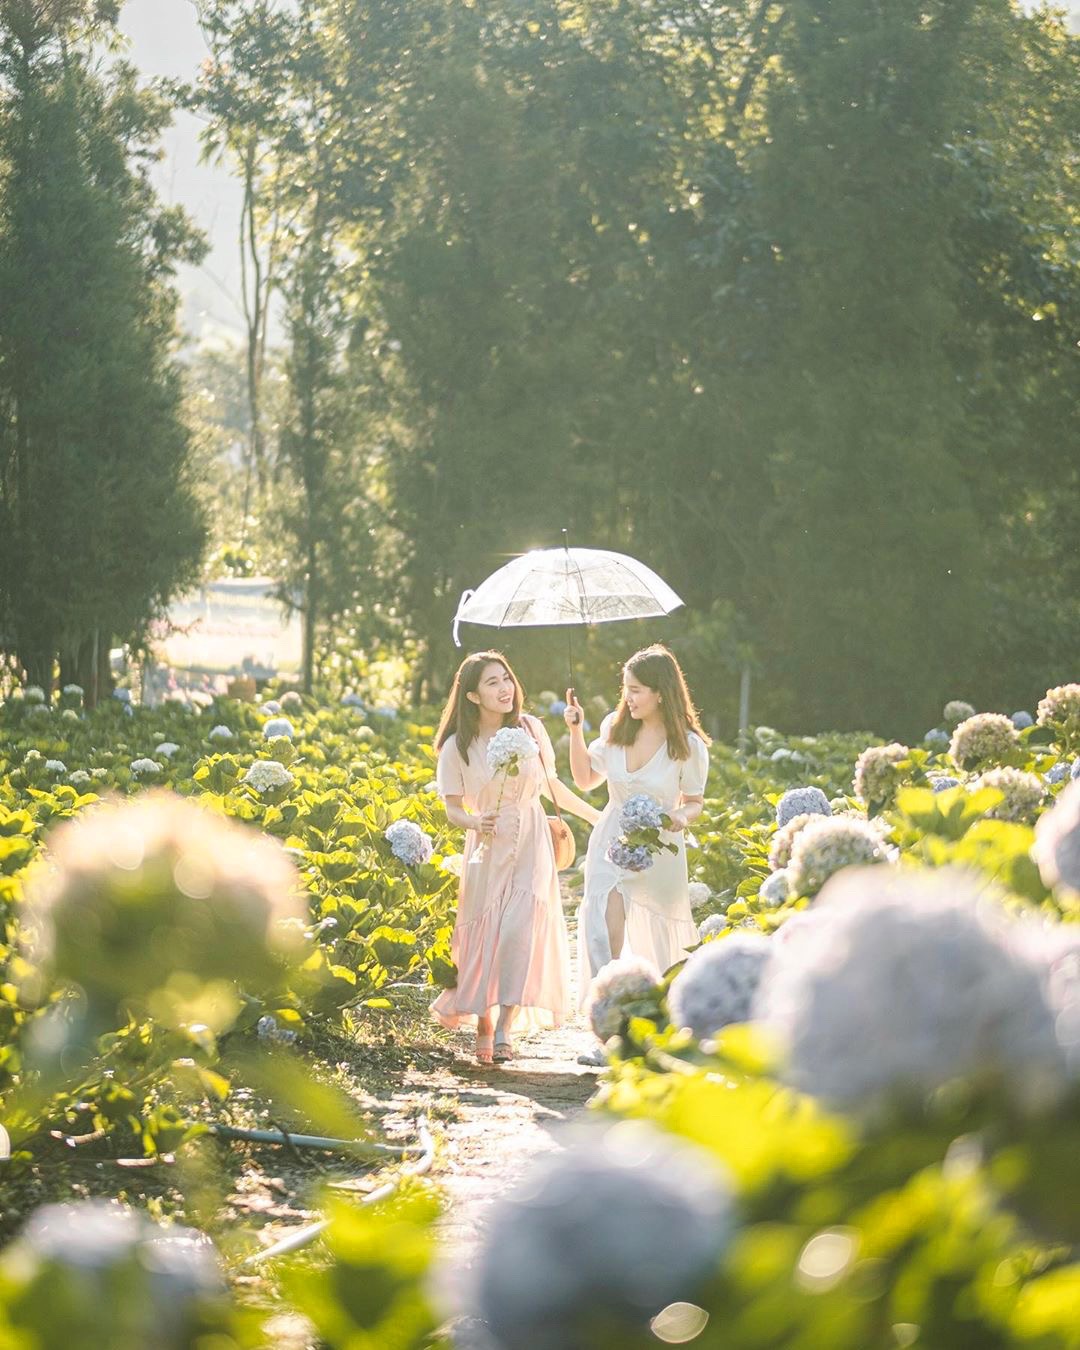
xmin=1 ymin=682 xmax=1079 ymax=1347
xmin=187 ymin=0 xmax=1080 ymax=733
xmin=0 ymin=1 xmax=207 ymax=697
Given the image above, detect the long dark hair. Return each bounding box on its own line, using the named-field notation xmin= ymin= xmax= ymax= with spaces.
xmin=435 ymin=651 xmax=525 ymax=763
xmin=608 ymin=644 xmax=711 ymax=761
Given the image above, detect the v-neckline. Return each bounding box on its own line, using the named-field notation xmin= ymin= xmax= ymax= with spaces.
xmin=623 ymin=737 xmax=666 ymax=776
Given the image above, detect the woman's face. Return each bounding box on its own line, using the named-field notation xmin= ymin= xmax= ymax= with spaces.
xmin=469 ymin=662 xmax=516 ymax=717
xmin=623 ymin=671 xmax=661 ymax=721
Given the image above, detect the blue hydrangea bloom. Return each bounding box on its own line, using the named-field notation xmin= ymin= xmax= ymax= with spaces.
xmin=606 ymin=841 xmax=653 ymax=872
xmin=776 ymin=786 xmax=831 ymax=829
xmin=621 ymin=794 xmax=665 ymax=831
xmin=1011 ymin=711 xmax=1034 ymax=730
xmin=924 ymin=728 xmax=950 ymax=749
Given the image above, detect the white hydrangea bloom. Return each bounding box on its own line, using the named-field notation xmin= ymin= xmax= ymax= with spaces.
xmin=61 ymin=709 xmax=80 ymax=723
xmin=280 ymin=691 xmax=303 ymax=712
xmin=698 ymin=913 xmax=727 ymax=940
xmin=208 ymin=725 xmax=233 ymax=742
xmin=688 ymin=880 xmax=712 ymax=909
xmin=23 ymin=686 xmax=46 ymax=703
xmin=787 ymin=817 xmax=889 ymax=897
xmin=262 ymin=716 xmax=294 ymax=741
xmin=853 ymin=742 xmax=909 ymax=806
xmin=1032 ymin=781 xmax=1080 ymax=899
xmin=760 ymin=869 xmax=792 ymax=907
xmin=769 ymin=813 xmax=820 ymax=870
xmin=668 ymin=932 xmax=771 ymax=1039
xmin=241 ymin=760 xmax=294 ymax=795
xmin=586 ymin=956 xmax=661 ymax=1040
xmin=62 ymin=684 xmax=83 ymax=697
xmin=486 ymin=726 xmax=538 ymax=773
xmin=756 ymin=867 xmax=1068 ymax=1113
xmin=23 ymin=749 xmax=43 ymax=765
xmin=384 ymin=818 xmax=434 ymax=866
xmin=44 ymin=759 xmax=67 ymax=777
xmin=27 ymin=704 xmax=49 ymax=718
xmin=943 ymin=699 xmax=976 ymax=728
xmin=972 ymin=767 xmax=1043 ymax=823
xmin=775 ymin=786 xmax=831 ymax=829
xmin=1037 ymin=684 xmax=1080 ymax=742
xmin=950 ymin=713 xmax=1020 ymax=771
xmin=439 ymin=853 xmax=464 ymax=878
xmin=155 ymin=743 xmax=180 ymax=759
xmin=69 ymin=770 xmax=92 ymax=788
xmin=130 ymin=759 xmax=161 ymax=777
xmin=469 ymin=1121 xmax=734 ymax=1350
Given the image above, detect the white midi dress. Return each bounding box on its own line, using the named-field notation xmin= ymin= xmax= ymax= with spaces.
xmin=578 ymin=713 xmax=709 ymax=1004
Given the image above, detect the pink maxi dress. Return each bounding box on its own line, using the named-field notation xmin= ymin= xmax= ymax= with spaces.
xmin=431 ymin=715 xmax=572 ymax=1030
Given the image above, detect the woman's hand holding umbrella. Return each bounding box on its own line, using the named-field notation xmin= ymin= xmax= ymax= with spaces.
xmin=563 ymin=689 xmax=585 ymax=729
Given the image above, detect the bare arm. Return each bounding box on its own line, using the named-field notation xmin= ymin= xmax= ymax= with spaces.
xmin=667 ymin=795 xmax=704 ymax=832
xmin=442 ymin=795 xmax=498 ymax=837
xmin=564 ymin=687 xmax=604 ymax=791
xmin=541 ymin=775 xmax=602 ymax=827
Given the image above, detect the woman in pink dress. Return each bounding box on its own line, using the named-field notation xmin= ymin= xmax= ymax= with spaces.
xmin=432 ymin=651 xmax=600 ymax=1064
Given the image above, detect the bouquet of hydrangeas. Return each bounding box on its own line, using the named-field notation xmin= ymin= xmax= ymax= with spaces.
xmin=486 ymin=726 xmax=539 ymax=777
xmin=605 ymin=793 xmax=678 ymax=873
xmin=470 ymin=726 xmax=541 ymax=865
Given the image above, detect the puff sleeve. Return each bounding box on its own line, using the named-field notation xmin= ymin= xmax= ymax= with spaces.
xmin=587 ymin=712 xmax=616 ymax=780
xmin=435 ymin=738 xmax=466 ymax=799
xmin=679 ymin=733 xmax=709 ymax=797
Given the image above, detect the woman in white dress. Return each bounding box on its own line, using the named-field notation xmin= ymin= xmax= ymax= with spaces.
xmin=564 ymin=643 xmax=710 ymax=1001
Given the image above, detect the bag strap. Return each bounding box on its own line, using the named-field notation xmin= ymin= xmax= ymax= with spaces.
xmin=522 ymin=717 xmax=564 ymax=822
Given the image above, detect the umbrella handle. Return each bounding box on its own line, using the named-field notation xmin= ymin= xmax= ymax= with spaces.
xmin=452 ymin=590 xmax=476 ymax=649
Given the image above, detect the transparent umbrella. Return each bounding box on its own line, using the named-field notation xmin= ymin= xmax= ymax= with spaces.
xmin=452 ymin=542 xmax=683 ymax=684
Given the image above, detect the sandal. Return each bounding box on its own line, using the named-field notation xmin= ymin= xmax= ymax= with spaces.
xmin=475 ymin=1031 xmax=494 ymax=1065
xmin=493 ymin=1035 xmax=515 ymax=1063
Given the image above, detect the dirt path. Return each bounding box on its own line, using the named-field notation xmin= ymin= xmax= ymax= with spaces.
xmin=384 ymin=1011 xmax=600 ymax=1256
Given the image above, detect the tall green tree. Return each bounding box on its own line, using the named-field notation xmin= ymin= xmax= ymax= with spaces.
xmin=0 ymin=0 xmax=207 ymax=698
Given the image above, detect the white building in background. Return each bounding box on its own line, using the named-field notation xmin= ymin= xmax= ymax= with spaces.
xmin=152 ymin=578 xmax=301 ymax=682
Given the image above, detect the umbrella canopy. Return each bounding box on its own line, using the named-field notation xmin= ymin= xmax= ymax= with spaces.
xmin=452 ymin=547 xmax=683 ymax=646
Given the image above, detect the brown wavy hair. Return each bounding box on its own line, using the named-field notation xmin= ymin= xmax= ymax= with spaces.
xmin=435 ymin=651 xmax=525 ymax=764
xmin=608 ymin=644 xmax=711 ymax=762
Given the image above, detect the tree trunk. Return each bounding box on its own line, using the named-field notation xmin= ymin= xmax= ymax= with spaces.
xmin=302 ymin=542 xmax=318 ymax=695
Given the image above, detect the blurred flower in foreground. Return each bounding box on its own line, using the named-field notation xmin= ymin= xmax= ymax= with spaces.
xmin=25 ymin=791 xmax=307 ymax=1024
xmin=468 ymin=1120 xmax=733 ymax=1350
xmin=668 ymin=932 xmax=771 ymax=1040
xmin=757 ymin=867 xmax=1068 ymax=1116
xmin=0 ymin=1200 xmax=237 ymax=1349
